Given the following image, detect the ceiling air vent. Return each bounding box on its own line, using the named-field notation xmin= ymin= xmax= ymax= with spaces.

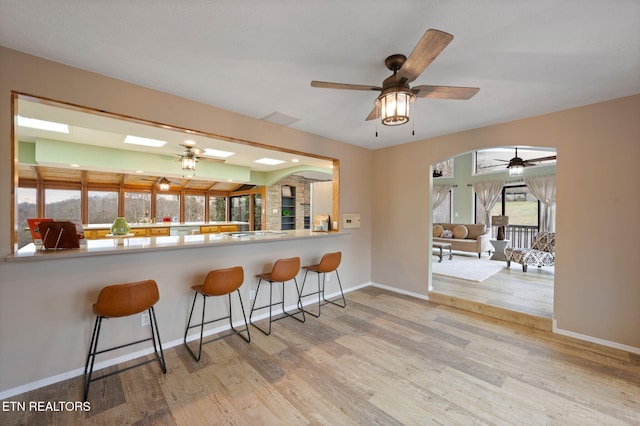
xmin=261 ymin=111 xmax=300 ymax=127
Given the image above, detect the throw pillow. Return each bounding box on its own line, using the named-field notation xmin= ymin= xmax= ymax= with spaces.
xmin=441 ymin=230 xmax=454 ymax=238
xmin=433 ymin=224 xmax=444 ymax=237
xmin=452 ymin=225 xmax=469 ymax=239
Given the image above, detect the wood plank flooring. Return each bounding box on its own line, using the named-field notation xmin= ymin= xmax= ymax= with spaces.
xmin=430 ymin=253 xmax=554 ymax=330
xmin=2 ymin=287 xmax=639 ymax=425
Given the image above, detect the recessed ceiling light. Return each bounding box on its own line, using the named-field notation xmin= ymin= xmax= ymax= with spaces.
xmin=69 ymin=164 xmax=80 ymax=168
xmin=203 ymin=148 xmax=235 ymax=158
xmin=254 ymin=158 xmax=285 ymax=166
xmin=124 ymin=135 xmax=167 ymax=147
xmin=291 ymin=158 xmax=300 ymax=163
xmin=17 ymin=115 xmax=69 ymax=133
xmin=136 ymin=170 xmax=144 ymax=174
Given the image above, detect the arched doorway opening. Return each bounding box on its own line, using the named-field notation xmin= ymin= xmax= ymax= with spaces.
xmin=428 ymin=146 xmax=556 ymax=330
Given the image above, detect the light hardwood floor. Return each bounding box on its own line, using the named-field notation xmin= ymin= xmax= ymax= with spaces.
xmin=2 ymin=287 xmax=638 ymax=425
xmin=430 ymin=253 xmax=554 ymax=330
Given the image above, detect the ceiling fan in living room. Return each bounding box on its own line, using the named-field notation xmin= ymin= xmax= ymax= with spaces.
xmin=496 ymin=147 xmax=557 ymax=176
xmin=310 ymin=28 xmax=480 ymax=128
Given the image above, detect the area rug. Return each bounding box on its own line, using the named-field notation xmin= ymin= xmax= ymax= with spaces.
xmin=431 ymin=255 xmax=505 ymax=282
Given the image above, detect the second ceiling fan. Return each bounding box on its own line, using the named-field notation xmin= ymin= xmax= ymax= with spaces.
xmin=311 ymin=28 xmax=479 ymax=126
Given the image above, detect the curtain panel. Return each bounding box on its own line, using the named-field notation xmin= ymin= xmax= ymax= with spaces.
xmin=472 ymin=181 xmax=504 ymax=229
xmin=432 ymin=184 xmax=453 ymax=209
xmin=525 ymin=175 xmax=556 ymax=232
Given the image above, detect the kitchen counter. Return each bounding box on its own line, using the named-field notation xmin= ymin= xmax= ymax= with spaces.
xmin=6 ymin=230 xmax=344 ymax=262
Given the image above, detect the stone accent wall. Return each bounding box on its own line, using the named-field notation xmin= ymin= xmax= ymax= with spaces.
xmin=265 ymin=175 xmax=316 ymax=230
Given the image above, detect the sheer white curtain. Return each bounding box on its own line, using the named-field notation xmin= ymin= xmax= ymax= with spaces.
xmin=472 ymin=181 xmax=504 ymax=228
xmin=526 ymin=175 xmax=556 ymax=232
xmin=432 ymin=184 xmax=453 ymax=209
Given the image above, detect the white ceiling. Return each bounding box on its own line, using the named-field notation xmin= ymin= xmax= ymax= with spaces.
xmin=1 ymin=0 xmax=639 ymax=150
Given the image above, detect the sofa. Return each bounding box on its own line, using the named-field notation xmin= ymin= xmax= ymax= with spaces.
xmin=433 ymin=223 xmax=492 ymax=258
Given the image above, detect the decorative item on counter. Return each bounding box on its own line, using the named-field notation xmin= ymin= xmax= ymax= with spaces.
xmin=110 ymin=217 xmax=130 ymax=235
xmin=163 ymin=216 xmax=171 ymax=223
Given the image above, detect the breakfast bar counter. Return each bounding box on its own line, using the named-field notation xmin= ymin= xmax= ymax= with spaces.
xmin=6 ymin=230 xmax=344 ymax=262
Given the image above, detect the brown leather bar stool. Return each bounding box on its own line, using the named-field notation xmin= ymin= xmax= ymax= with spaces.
xmin=184 ymin=266 xmax=250 ymax=361
xmin=300 ymin=251 xmax=347 ymax=317
xmin=249 ymin=257 xmax=305 ymax=335
xmin=83 ymin=280 xmax=166 ymax=401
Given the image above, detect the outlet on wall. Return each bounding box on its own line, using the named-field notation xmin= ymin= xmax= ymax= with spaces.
xmin=326 ymin=273 xmax=331 ymax=282
xmin=249 ymin=290 xmax=255 ymax=300
xmin=141 ymin=312 xmax=150 ymax=326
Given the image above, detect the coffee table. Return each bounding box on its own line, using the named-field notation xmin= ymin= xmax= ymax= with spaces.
xmin=433 ymin=242 xmax=452 ymax=263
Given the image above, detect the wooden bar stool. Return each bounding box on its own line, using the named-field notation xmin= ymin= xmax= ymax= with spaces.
xmin=83 ymin=280 xmax=166 ymax=401
xmin=300 ymin=251 xmax=347 ymax=317
xmin=184 ymin=266 xmax=250 ymax=361
xmin=249 ymin=257 xmax=305 ymax=335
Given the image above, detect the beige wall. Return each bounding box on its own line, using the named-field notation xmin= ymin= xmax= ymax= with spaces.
xmin=1 ymin=45 xmax=638 ymax=396
xmin=372 ymin=94 xmax=640 ymax=349
xmin=0 ymin=47 xmax=373 ymax=395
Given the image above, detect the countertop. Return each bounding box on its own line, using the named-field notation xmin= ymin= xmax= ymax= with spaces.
xmin=6 ymin=230 xmax=345 ymax=262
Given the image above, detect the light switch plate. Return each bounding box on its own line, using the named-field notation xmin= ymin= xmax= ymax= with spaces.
xmin=342 ymin=213 xmax=361 ymax=229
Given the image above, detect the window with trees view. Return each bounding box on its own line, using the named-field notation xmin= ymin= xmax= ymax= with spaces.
xmin=475 ymin=148 xmax=556 ymax=175
xmin=231 ymin=195 xmax=250 ymax=222
xmin=124 ymin=192 xmax=151 ymax=223
xmin=17 ymin=187 xmax=37 ymax=249
xmin=476 ymin=184 xmax=540 ymax=227
xmin=156 ymin=193 xmax=180 ymax=222
xmin=185 ymin=194 xmax=205 ymax=222
xmin=45 ymin=189 xmax=81 ymax=220
xmin=88 ymin=190 xmax=119 ymax=224
xmin=209 ymin=196 xmax=226 ymax=221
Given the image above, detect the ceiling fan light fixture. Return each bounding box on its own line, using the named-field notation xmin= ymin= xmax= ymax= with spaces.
xmin=159 ymin=177 xmax=170 ymax=191
xmin=377 ymin=89 xmax=415 ymax=126
xmin=507 ymin=158 xmax=525 ymax=176
xmin=181 ymin=152 xmax=197 ymax=172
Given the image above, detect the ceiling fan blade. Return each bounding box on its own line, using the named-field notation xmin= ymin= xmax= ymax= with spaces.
xmin=526 ymin=155 xmax=557 ymax=163
xmin=412 ymin=85 xmax=480 ymax=100
xmin=396 ymin=29 xmax=454 ymax=84
xmin=311 ymin=81 xmax=382 ymax=91
xmin=365 ymin=106 xmax=380 ymax=121
xmin=493 ymin=159 xmax=510 ymax=163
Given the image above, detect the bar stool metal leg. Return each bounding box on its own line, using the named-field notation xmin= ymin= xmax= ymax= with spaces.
xmin=251 ymin=278 xmax=306 ymax=336
xmin=83 ymin=280 xmax=166 ymax=401
xmin=184 ymin=270 xmax=251 ymax=361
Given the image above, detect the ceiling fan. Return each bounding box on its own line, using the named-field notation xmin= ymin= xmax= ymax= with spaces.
xmin=496 ymin=148 xmax=557 ymax=176
xmin=178 ymin=144 xmax=203 ymax=173
xmin=310 ymin=28 xmax=479 ymax=126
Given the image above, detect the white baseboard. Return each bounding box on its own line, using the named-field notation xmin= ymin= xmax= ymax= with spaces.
xmin=370 ymin=282 xmax=429 ymax=300
xmin=553 ymin=319 xmax=640 ymax=355
xmin=0 ymin=282 xmax=370 ymax=400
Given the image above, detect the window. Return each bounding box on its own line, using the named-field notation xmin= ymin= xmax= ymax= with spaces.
xmin=209 ymin=196 xmax=227 ymax=221
xmin=124 ymin=191 xmax=151 ymax=223
xmin=45 ymin=189 xmax=81 ymax=220
xmin=475 ymin=148 xmax=556 ymax=175
xmin=476 ymin=184 xmax=540 ymax=228
xmin=433 ymin=190 xmax=451 ymax=223
xmin=230 ymin=195 xmax=250 ymax=222
xmin=432 ymin=158 xmax=453 ymax=178
xmin=17 ymin=187 xmax=37 ymax=249
xmin=503 ymin=185 xmax=539 ymax=227
xmin=253 ymin=194 xmax=262 ymax=230
xmin=156 ymin=193 xmax=180 ymax=222
xmin=185 ymin=194 xmax=205 ymax=222
xmin=88 ymin=190 xmax=119 ymax=224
